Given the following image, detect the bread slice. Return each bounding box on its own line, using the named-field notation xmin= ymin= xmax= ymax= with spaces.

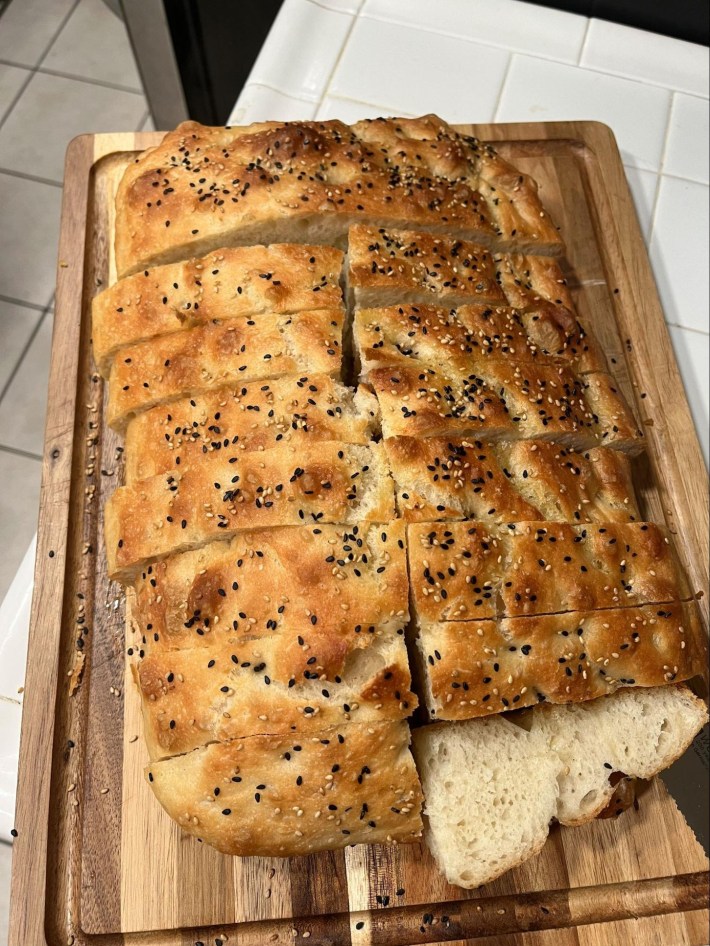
xmin=106 ymin=308 xmax=344 ymax=431
xmin=114 ymin=116 xmax=562 ymax=277
xmin=347 ymin=225 xmax=506 ymax=310
xmin=414 ymin=602 xmax=702 ymax=721
xmin=92 ymin=243 xmax=344 ymax=374
xmin=147 ymin=719 xmax=423 ymax=856
xmin=123 ymin=375 xmax=378 ymax=483
xmin=385 ymin=437 xmax=640 ymax=524
xmin=105 ymin=441 xmax=394 ymax=581
xmin=354 ymin=303 xmax=605 ymax=379
xmin=411 ymin=685 xmax=708 ymax=888
xmin=131 ymin=520 xmax=408 ymax=654
xmin=408 ymin=520 xmax=690 ymax=623
xmin=369 ymin=364 xmax=643 ymax=453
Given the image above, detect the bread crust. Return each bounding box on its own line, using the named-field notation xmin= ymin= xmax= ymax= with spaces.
xmin=408 ymin=520 xmax=690 ymax=623
xmin=369 ymin=363 xmax=643 ymax=452
xmin=131 ymin=521 xmax=409 ymax=654
xmin=418 ymin=602 xmax=702 ymax=720
xmin=354 ymin=302 xmax=605 ymax=378
xmin=115 ymin=116 xmax=562 ymax=277
xmin=385 ymin=437 xmax=640 ymax=524
xmin=123 ymin=375 xmax=378 ymax=482
xmin=348 ymin=225 xmax=506 ymax=309
xmin=107 ymin=308 xmax=344 ymax=430
xmin=105 ymin=442 xmax=395 ymax=581
xmin=146 ymin=720 xmax=423 ymax=856
xmin=92 ymin=244 xmax=344 ymax=373
xmin=137 ymin=626 xmax=416 ymax=759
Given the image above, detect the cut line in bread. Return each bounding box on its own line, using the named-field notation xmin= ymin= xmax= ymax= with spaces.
xmin=92 ymin=244 xmax=345 ymax=373
xmin=105 ymin=441 xmax=395 ymax=581
xmin=414 ymin=601 xmax=702 ymax=721
xmin=123 ymin=375 xmax=378 ymax=482
xmin=106 ymin=309 xmax=345 ymax=430
xmin=115 ymin=116 xmax=563 ymax=277
xmin=148 ymin=719 xmax=423 ymax=856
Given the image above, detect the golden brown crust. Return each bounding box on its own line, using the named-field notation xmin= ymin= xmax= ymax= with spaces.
xmin=418 ymin=602 xmax=702 ymax=720
xmin=131 ymin=521 xmax=409 ymax=654
xmin=146 ymin=720 xmax=423 ymax=856
xmin=369 ymin=363 xmax=643 ymax=452
xmin=115 ymin=116 xmax=562 ymax=277
xmin=106 ymin=309 xmax=344 ymax=430
xmin=408 ymin=520 xmax=691 ymax=623
xmin=348 ymin=225 xmax=506 ymax=309
xmin=92 ymin=244 xmax=344 ymax=373
xmin=385 ymin=437 xmax=640 ymax=524
xmin=105 ymin=442 xmax=395 ymax=581
xmin=493 ymin=252 xmax=574 ymax=312
xmin=137 ymin=626 xmax=416 ymax=759
xmin=123 ymin=375 xmax=378 ymax=482
xmin=354 ymin=303 xmax=605 ymax=378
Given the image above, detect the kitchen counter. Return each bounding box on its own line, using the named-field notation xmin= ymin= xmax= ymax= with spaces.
xmin=0 ymin=0 xmax=707 ymax=843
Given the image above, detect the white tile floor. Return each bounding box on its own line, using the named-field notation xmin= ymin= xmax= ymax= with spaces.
xmin=0 ymin=0 xmax=148 ymax=612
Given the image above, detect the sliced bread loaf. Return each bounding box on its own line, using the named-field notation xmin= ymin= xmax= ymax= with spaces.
xmin=411 ymin=685 xmax=708 ymax=888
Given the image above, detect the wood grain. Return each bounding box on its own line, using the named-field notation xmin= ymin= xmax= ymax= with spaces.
xmin=8 ymin=123 xmax=709 ymax=946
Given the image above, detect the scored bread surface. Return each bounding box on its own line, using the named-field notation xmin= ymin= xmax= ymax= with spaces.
xmin=115 ymin=115 xmax=563 ymax=277
xmin=123 ymin=375 xmax=378 ymax=482
xmin=92 ymin=243 xmax=344 ymax=372
xmin=99 ymin=115 xmax=705 ymax=865
xmin=147 ymin=719 xmax=423 ymax=855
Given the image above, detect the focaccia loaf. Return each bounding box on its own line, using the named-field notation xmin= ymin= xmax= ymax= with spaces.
xmin=105 ymin=441 xmax=394 ymax=581
xmin=92 ymin=244 xmax=344 ymax=373
xmin=115 ymin=115 xmax=563 ymax=277
xmin=123 ymin=375 xmax=378 ymax=482
xmin=385 ymin=436 xmax=640 ymax=524
xmin=148 ymin=719 xmax=423 ymax=856
xmin=98 ymin=113 xmax=706 ymax=866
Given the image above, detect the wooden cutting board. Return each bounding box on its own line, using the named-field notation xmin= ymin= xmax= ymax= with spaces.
xmin=8 ymin=122 xmax=710 ymax=946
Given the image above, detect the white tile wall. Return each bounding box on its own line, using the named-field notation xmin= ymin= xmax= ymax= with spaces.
xmin=623 ymin=166 xmax=659 ymax=243
xmin=330 ymin=16 xmax=511 ymax=121
xmin=362 ymin=0 xmax=588 ymax=63
xmin=247 ymin=0 xmax=355 ymax=103
xmin=228 ymin=84 xmax=317 ymax=124
xmin=496 ymin=54 xmax=672 ymax=171
xmin=649 ymin=176 xmax=709 ymax=334
xmin=664 ymin=93 xmax=709 ymax=185
xmin=581 ymin=18 xmax=709 ymax=97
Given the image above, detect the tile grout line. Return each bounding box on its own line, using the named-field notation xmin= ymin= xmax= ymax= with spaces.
xmin=0 ymin=443 xmax=43 ymax=463
xmin=492 ymin=53 xmax=515 ymax=123
xmin=0 ymin=0 xmax=81 ymax=134
xmin=33 ymin=64 xmax=144 ymax=97
xmin=0 ymin=307 xmax=50 ymax=406
xmin=646 ymin=92 xmax=677 ymax=243
xmin=34 ymin=0 xmax=82 ymax=70
xmin=577 ymin=16 xmax=592 ymax=64
xmin=665 ymin=321 xmax=710 ymax=337
xmin=239 ymin=79 xmax=320 ymax=107
xmin=318 ymin=2 xmax=361 ymax=105
xmin=0 ymin=166 xmax=63 ymax=188
xmin=0 ymin=294 xmax=47 ymax=313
